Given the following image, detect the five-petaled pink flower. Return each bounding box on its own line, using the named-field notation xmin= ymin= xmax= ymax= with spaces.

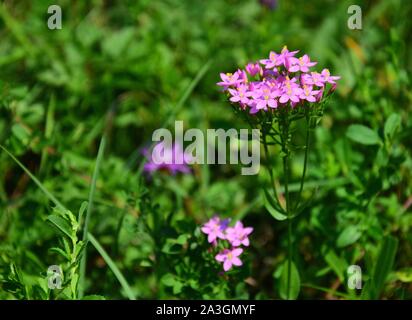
xmin=217 ymin=71 xmax=243 ymax=90
xmin=252 ymin=85 xmax=279 ymax=110
xmin=279 ymin=77 xmax=302 ymax=104
xmin=228 ymin=84 xmax=252 ymax=107
xmin=288 ymin=54 xmax=317 ymax=73
xmin=299 ymin=85 xmax=320 ymax=103
xmin=215 ymin=248 xmax=243 ymax=271
xmin=201 ymin=216 xmax=230 ymax=244
xmin=226 ymin=221 xmax=254 ymax=247
xmin=321 ymin=68 xmax=341 ymax=84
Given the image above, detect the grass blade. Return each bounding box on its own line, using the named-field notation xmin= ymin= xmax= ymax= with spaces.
xmin=87 ymin=232 xmax=136 ymax=300
xmin=79 ymin=136 xmax=106 ymax=298
xmin=0 ymin=145 xmax=65 ymax=210
xmin=368 ymin=235 xmax=398 ymax=299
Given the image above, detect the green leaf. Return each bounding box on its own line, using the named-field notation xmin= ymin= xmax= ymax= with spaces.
xmin=346 ymin=124 xmax=382 ymax=145
xmin=384 ymin=113 xmax=401 ymax=140
xmin=79 ymin=136 xmax=106 ymax=299
xmin=324 ymin=250 xmax=347 ymax=282
xmin=336 ymin=225 xmax=362 ymax=248
xmin=47 ymin=215 xmax=73 ymax=240
xmin=161 ymin=274 xmax=176 ymax=287
xmin=263 ymin=189 xmax=287 ymax=221
xmin=78 ymin=201 xmax=88 ymax=225
xmin=49 ymin=247 xmax=70 ymax=260
xmin=279 ymin=261 xmax=300 ymax=300
xmin=368 ymin=235 xmax=398 ymax=299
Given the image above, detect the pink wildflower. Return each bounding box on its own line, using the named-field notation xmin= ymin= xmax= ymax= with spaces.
xmin=226 ymin=221 xmax=254 ymax=247
xmin=201 ymin=216 xmax=230 ymax=244
xmin=215 ymin=248 xmax=243 ymax=271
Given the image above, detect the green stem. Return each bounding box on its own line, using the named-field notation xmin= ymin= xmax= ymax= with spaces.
xmin=295 ymin=115 xmax=310 ymax=211
xmin=263 ymin=132 xmax=282 ymax=207
xmin=280 ymin=111 xmax=292 ymax=300
xmin=283 ymin=154 xmax=292 ymax=300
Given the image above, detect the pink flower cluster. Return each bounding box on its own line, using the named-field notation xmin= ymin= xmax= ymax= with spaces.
xmin=201 ymin=216 xmax=253 ymax=272
xmin=217 ymin=46 xmax=340 ymax=114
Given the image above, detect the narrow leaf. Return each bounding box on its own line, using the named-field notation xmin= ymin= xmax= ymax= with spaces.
xmin=263 ymin=189 xmax=287 ymax=221
xmin=369 ymin=235 xmax=398 ymax=299
xmin=279 ymin=260 xmax=300 ymax=300
xmin=384 ymin=113 xmax=401 ymax=140
xmin=47 ymin=215 xmax=73 ymax=240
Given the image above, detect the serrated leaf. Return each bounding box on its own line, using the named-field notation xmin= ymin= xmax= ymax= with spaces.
xmin=346 ymin=124 xmax=382 ymax=145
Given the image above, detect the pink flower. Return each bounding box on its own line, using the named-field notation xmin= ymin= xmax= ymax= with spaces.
xmin=304 ymin=72 xmax=325 ymax=87
xmin=143 ymin=142 xmax=192 ymax=175
xmin=215 ymin=248 xmax=243 ymax=271
xmin=321 ymin=68 xmax=341 ymax=84
xmin=245 ymin=62 xmax=262 ymax=77
xmin=279 ymin=77 xmax=302 ymax=104
xmin=225 ymin=221 xmax=253 ymax=247
xmin=217 ymin=46 xmax=340 ymax=113
xmin=260 ymin=51 xmax=280 ymax=69
xmin=277 ymin=46 xmax=299 ymax=68
xmin=201 ymin=216 xmax=230 ymax=244
xmin=288 ymin=54 xmax=317 ymax=73
xmin=217 ymin=72 xmax=243 ymax=90
xmin=228 ymin=84 xmax=252 ymax=107
xmin=251 ymin=85 xmax=279 ymax=110
xmin=299 ymin=85 xmax=320 ymax=103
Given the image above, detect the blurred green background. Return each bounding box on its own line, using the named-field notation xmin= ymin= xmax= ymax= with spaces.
xmin=0 ymin=0 xmax=411 ymax=299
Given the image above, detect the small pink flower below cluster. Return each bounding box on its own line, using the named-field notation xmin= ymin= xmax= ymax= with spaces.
xmin=201 ymin=216 xmax=253 ymax=272
xmin=217 ymin=46 xmax=340 ymax=114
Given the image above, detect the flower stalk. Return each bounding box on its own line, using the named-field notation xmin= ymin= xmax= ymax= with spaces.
xmin=217 ymin=46 xmax=340 ymax=299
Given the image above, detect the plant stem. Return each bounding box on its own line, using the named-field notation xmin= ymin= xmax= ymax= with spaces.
xmin=283 ymin=154 xmax=292 ymax=300
xmin=295 ymin=115 xmax=310 ymax=211
xmin=263 ymin=132 xmax=281 ymax=206
xmin=280 ymin=110 xmax=292 ymax=300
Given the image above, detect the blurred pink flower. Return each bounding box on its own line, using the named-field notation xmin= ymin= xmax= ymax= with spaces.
xmin=226 ymin=221 xmax=254 ymax=247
